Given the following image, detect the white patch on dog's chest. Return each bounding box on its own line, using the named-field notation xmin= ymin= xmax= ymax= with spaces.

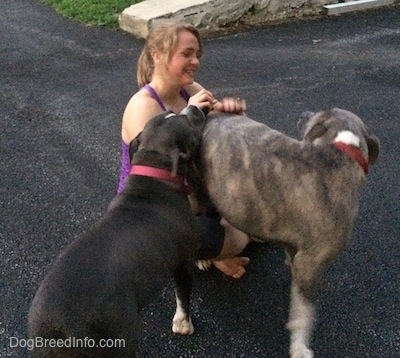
xmin=334 ymin=130 xmax=360 ymax=147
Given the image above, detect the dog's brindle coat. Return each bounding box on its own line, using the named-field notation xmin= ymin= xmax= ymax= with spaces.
xmin=198 ymin=108 xmax=380 ymax=358
xmin=28 ymin=107 xmax=206 ymax=357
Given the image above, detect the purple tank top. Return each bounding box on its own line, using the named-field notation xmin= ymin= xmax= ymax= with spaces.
xmin=117 ymin=141 xmax=131 ymax=194
xmin=117 ymin=85 xmax=190 ymax=193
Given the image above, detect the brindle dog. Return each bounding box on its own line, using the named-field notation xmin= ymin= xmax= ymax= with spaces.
xmin=28 ymin=106 xmax=206 ymax=357
xmin=197 ymin=108 xmax=380 ymax=358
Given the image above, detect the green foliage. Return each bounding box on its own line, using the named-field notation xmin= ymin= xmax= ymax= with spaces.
xmin=41 ymin=0 xmax=144 ymax=28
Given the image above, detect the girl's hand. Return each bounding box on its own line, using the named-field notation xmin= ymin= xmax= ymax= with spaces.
xmin=188 ymin=89 xmax=215 ymax=111
xmin=213 ymin=97 xmax=247 ymax=114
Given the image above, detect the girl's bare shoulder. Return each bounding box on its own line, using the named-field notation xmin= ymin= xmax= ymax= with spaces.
xmin=122 ymin=89 xmax=163 ymax=143
xmin=124 ymin=88 xmax=160 ymax=115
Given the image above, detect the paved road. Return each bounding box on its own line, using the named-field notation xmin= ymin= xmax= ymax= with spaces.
xmin=1 ymin=1 xmax=399 ymax=357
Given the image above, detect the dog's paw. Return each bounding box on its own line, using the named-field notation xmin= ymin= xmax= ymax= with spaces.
xmin=196 ymin=260 xmax=212 ymax=271
xmin=172 ymin=316 xmax=194 ymax=335
xmin=290 ymin=345 xmax=314 ymax=358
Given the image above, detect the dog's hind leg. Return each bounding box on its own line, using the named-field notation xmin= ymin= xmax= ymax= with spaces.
xmin=287 ymin=281 xmax=315 ymax=358
xmin=285 ymin=248 xmax=320 ymax=358
xmin=172 ymin=263 xmax=194 ymax=335
xmin=285 ymin=235 xmax=346 ymax=357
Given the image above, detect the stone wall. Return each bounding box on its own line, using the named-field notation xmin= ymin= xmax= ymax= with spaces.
xmin=119 ymin=0 xmax=399 ymax=38
xmin=238 ymin=0 xmax=399 ymax=26
xmin=173 ymin=0 xmax=339 ymax=30
xmin=172 ymin=0 xmax=357 ymax=30
xmin=240 ymin=0 xmax=339 ymax=24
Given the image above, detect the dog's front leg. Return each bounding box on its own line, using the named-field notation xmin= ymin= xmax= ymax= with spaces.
xmin=172 ymin=264 xmax=194 ymax=335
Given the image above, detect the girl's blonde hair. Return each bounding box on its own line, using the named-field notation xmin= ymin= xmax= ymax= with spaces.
xmin=137 ymin=21 xmax=203 ymax=88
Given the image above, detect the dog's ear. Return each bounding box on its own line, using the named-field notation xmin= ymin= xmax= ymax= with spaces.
xmin=304 ymin=122 xmax=328 ymax=142
xmin=365 ymin=134 xmax=380 ymax=165
xmin=129 ymin=131 xmax=142 ymax=161
xmin=298 ymin=111 xmax=329 ymax=143
xmin=297 ymin=111 xmax=315 ymax=134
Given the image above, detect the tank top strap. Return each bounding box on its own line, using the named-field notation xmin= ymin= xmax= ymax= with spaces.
xmin=144 ymin=84 xmax=190 ymax=111
xmin=179 ymin=87 xmax=191 ymax=102
xmin=143 ymin=84 xmax=167 ymax=111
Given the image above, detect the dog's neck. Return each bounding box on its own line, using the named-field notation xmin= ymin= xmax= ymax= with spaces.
xmin=333 ymin=131 xmax=369 ymax=174
xmin=131 ymin=149 xmax=188 ymax=175
xmin=129 ymin=165 xmax=192 ymax=195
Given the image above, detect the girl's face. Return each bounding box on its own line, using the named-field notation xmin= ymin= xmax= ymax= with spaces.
xmin=166 ymin=30 xmax=201 ymax=86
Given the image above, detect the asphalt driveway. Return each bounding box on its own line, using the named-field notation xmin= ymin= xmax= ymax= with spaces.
xmin=1 ymin=1 xmax=399 ymax=357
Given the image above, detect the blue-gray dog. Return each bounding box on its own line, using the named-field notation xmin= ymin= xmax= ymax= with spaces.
xmin=197 ymin=108 xmax=380 ymax=358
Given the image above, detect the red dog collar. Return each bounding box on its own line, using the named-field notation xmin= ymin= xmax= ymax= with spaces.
xmin=333 ymin=142 xmax=369 ymax=174
xmin=130 ymin=165 xmax=192 ymax=194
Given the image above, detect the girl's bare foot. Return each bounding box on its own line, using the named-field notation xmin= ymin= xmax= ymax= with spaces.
xmin=213 ymin=256 xmax=250 ymax=279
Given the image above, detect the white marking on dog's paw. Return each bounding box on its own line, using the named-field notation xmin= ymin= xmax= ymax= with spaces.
xmin=172 ymin=316 xmax=194 ymax=335
xmin=334 ymin=130 xmax=360 ymax=147
xmin=290 ymin=344 xmax=314 ymax=358
xmin=172 ymin=295 xmax=194 ymax=335
xmin=196 ymin=260 xmax=212 ymax=271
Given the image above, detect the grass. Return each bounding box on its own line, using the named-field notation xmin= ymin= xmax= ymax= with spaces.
xmin=41 ymin=0 xmax=144 ymax=28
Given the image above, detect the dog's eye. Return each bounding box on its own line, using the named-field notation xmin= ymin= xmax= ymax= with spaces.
xmin=165 ymin=113 xmax=176 ymax=119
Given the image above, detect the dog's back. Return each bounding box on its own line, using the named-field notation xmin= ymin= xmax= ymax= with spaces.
xmin=201 ymin=114 xmax=363 ymax=244
xmin=28 ymin=219 xmax=140 ymax=357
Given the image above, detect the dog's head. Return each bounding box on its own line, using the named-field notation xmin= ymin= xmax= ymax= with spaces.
xmin=129 ymin=105 xmax=206 ymax=175
xmin=298 ymin=108 xmax=380 ymax=166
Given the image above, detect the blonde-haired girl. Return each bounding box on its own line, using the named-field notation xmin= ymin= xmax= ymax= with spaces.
xmin=118 ymin=21 xmax=250 ymax=278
